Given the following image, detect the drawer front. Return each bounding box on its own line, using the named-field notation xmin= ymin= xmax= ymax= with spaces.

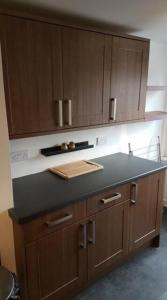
xmin=23 ymin=200 xmax=86 ymax=244
xmin=87 ymin=183 xmax=130 ymax=215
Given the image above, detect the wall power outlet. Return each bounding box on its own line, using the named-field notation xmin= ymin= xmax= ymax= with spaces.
xmin=11 ymin=150 xmax=29 ymax=163
xmin=96 ymin=136 xmax=107 ymax=146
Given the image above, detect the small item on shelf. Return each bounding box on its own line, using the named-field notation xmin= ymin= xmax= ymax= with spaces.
xmin=68 ymin=141 xmax=75 ymax=150
xmin=61 ymin=143 xmax=68 ymax=151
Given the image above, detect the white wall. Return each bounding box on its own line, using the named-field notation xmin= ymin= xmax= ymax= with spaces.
xmin=0 ymin=46 xmax=15 ymax=272
xmin=10 ymin=41 xmax=167 ymax=179
xmin=0 ymin=48 xmax=13 ymax=211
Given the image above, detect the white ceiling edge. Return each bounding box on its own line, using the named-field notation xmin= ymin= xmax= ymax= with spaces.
xmin=1 ymin=0 xmax=167 ymax=44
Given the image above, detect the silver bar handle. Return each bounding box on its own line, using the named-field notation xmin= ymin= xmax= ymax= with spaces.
xmin=80 ymin=223 xmax=87 ymax=249
xmin=45 ymin=214 xmax=72 ymax=227
xmin=130 ymin=182 xmax=138 ymax=204
xmin=68 ymin=99 xmax=72 ymax=126
xmin=58 ymin=100 xmax=63 ymax=127
xmin=110 ymin=98 xmax=117 ymax=121
xmin=89 ymin=220 xmax=96 ymax=245
xmin=101 ymin=192 xmax=121 ymax=204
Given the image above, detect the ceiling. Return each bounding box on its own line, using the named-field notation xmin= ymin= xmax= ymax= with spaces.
xmin=1 ymin=0 xmax=167 ymax=43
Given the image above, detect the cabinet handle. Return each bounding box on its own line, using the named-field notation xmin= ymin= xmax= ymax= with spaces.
xmin=130 ymin=182 xmax=138 ymax=204
xmin=110 ymin=98 xmax=117 ymax=121
xmin=58 ymin=100 xmax=63 ymax=127
xmin=101 ymin=192 xmax=121 ymax=204
xmin=68 ymin=99 xmax=72 ymax=126
xmin=80 ymin=223 xmax=87 ymax=249
xmin=45 ymin=214 xmax=72 ymax=227
xmin=89 ymin=220 xmax=96 ymax=245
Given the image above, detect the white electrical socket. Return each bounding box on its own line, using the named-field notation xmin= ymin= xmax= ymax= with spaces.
xmin=96 ymin=136 xmax=107 ymax=146
xmin=11 ymin=150 xmax=29 ymax=163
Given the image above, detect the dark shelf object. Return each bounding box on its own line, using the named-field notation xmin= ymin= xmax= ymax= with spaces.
xmin=41 ymin=141 xmax=94 ymax=157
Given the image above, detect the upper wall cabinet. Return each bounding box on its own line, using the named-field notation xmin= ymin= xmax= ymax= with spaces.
xmin=0 ymin=14 xmax=149 ymax=139
xmin=0 ymin=16 xmax=110 ymax=138
xmin=109 ymin=37 xmax=149 ymax=123
xmin=62 ymin=28 xmax=110 ymax=128
xmin=0 ymin=16 xmax=63 ymax=138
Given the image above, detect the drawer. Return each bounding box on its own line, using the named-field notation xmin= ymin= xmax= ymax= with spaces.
xmin=87 ymin=183 xmax=130 ymax=215
xmin=23 ymin=200 xmax=86 ymax=244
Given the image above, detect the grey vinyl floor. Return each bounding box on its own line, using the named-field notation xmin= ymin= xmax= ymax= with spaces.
xmin=74 ymin=208 xmax=167 ymax=300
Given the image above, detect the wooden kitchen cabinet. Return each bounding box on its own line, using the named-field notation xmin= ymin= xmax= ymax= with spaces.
xmin=88 ymin=201 xmax=129 ymax=280
xmin=0 ymin=15 xmax=111 ymax=138
xmin=62 ymin=28 xmax=110 ymax=127
xmin=129 ymin=172 xmax=165 ymax=251
xmin=0 ymin=12 xmax=149 ymax=139
xmin=11 ymin=171 xmax=165 ymax=300
xmin=109 ymin=37 xmax=149 ymax=123
xmin=25 ymin=222 xmax=87 ymax=300
xmin=14 ymin=200 xmax=87 ymax=300
xmin=0 ymin=15 xmax=63 ymax=137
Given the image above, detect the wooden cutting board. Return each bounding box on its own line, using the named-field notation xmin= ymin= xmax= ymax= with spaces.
xmin=49 ymin=160 xmax=103 ymax=179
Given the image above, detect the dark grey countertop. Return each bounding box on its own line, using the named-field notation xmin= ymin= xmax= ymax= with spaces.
xmin=9 ymin=152 xmax=167 ymax=224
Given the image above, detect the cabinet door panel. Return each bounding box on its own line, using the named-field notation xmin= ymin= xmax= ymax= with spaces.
xmin=62 ymin=28 xmax=108 ymax=127
xmin=129 ymin=172 xmax=165 ymax=251
xmin=1 ymin=16 xmax=63 ymax=137
xmin=88 ymin=201 xmax=129 ymax=280
xmin=26 ymin=222 xmax=87 ymax=300
xmin=110 ymin=37 xmax=149 ymax=122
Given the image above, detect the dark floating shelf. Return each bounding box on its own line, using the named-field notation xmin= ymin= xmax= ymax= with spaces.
xmin=41 ymin=141 xmax=94 ymax=157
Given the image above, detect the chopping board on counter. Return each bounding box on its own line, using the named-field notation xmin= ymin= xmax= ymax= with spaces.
xmin=49 ymin=160 xmax=103 ymax=179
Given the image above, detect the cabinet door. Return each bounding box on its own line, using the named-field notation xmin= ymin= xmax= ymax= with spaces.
xmin=88 ymin=201 xmax=129 ymax=280
xmin=62 ymin=28 xmax=110 ymax=127
xmin=25 ymin=222 xmax=87 ymax=300
xmin=1 ymin=16 xmax=63 ymax=138
xmin=109 ymin=37 xmax=149 ymax=123
xmin=129 ymin=172 xmax=165 ymax=251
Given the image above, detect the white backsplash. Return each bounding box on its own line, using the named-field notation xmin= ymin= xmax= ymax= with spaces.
xmin=10 ymin=121 xmax=164 ymax=178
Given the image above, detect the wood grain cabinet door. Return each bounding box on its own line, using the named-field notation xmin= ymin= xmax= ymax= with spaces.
xmin=109 ymin=37 xmax=149 ymax=123
xmin=129 ymin=172 xmax=165 ymax=251
xmin=0 ymin=16 xmax=63 ymax=138
xmin=25 ymin=222 xmax=87 ymax=300
xmin=88 ymin=201 xmax=129 ymax=280
xmin=62 ymin=28 xmax=111 ymax=127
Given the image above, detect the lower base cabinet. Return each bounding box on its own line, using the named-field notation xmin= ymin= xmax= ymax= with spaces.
xmin=129 ymin=172 xmax=165 ymax=251
xmin=12 ymin=171 xmax=165 ymax=300
xmin=26 ymin=223 xmax=87 ymax=300
xmin=88 ymin=201 xmax=129 ymax=280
